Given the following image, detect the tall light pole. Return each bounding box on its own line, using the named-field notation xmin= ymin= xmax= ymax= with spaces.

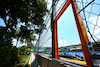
xmin=61 ymin=37 xmax=64 ymax=47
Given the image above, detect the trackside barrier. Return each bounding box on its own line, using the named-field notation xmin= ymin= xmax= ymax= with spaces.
xmin=36 ymin=54 xmax=86 ymax=67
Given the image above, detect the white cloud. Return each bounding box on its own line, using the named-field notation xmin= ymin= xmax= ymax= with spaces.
xmin=88 ymin=16 xmax=100 ymax=27
xmin=58 ymin=40 xmax=67 ymax=47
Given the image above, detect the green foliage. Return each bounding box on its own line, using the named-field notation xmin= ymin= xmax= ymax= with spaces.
xmin=0 ymin=0 xmax=47 ymax=66
xmin=18 ymin=46 xmax=27 ymax=55
xmin=17 ymin=55 xmax=30 ymax=67
xmin=27 ymin=48 xmax=32 ymax=52
xmin=16 ymin=26 xmax=36 ymax=47
xmin=0 ymin=0 xmax=48 ymax=47
xmin=0 ymin=30 xmax=18 ymax=66
xmin=0 ymin=27 xmax=13 ymax=67
xmin=18 ymin=46 xmax=32 ymax=55
xmin=10 ymin=46 xmax=18 ymax=66
xmin=0 ymin=0 xmax=47 ymax=34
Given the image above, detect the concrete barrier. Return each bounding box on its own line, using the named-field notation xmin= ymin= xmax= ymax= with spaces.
xmin=36 ymin=54 xmax=85 ymax=67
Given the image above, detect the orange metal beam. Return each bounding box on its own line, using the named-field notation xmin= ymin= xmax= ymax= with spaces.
xmin=54 ymin=20 xmax=59 ymax=59
xmin=70 ymin=0 xmax=93 ymax=67
xmin=54 ymin=0 xmax=70 ymax=59
xmin=55 ymin=0 xmax=70 ymax=20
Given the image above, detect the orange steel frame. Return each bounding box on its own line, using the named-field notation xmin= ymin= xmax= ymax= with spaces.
xmin=54 ymin=0 xmax=93 ymax=67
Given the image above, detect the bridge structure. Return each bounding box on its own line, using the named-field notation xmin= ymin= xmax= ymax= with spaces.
xmin=33 ymin=0 xmax=100 ymax=67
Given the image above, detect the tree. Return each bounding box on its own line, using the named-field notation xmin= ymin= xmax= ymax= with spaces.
xmin=0 ymin=0 xmax=47 ymax=34
xmin=0 ymin=0 xmax=47 ymax=66
xmin=15 ymin=26 xmax=36 ymax=47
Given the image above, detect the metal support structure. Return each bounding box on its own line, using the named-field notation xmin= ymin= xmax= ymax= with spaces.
xmin=51 ymin=0 xmax=98 ymax=66
xmin=52 ymin=0 xmax=70 ymax=59
xmin=71 ymin=0 xmax=93 ymax=67
xmin=86 ymin=42 xmax=100 ymax=66
xmin=55 ymin=0 xmax=70 ymax=20
xmin=51 ymin=0 xmax=59 ymax=59
xmin=54 ymin=20 xmax=59 ymax=59
xmin=51 ymin=0 xmax=55 ymax=58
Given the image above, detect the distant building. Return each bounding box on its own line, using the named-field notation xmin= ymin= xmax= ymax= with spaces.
xmin=37 ymin=45 xmax=82 ymax=53
xmin=59 ymin=45 xmax=82 ymax=52
xmin=65 ymin=45 xmax=82 ymax=51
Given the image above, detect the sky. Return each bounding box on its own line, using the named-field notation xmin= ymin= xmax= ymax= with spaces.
xmin=0 ymin=0 xmax=100 ymax=48
xmin=0 ymin=18 xmax=5 ymax=26
xmin=57 ymin=4 xmax=81 ymax=47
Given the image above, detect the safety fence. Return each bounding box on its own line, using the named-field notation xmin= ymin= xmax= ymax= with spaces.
xmin=76 ymin=0 xmax=100 ymax=43
xmin=34 ymin=0 xmax=68 ymax=56
xmin=34 ymin=0 xmax=100 ymax=67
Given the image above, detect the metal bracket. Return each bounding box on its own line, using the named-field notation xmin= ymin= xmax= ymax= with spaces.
xmin=86 ymin=42 xmax=100 ymax=67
